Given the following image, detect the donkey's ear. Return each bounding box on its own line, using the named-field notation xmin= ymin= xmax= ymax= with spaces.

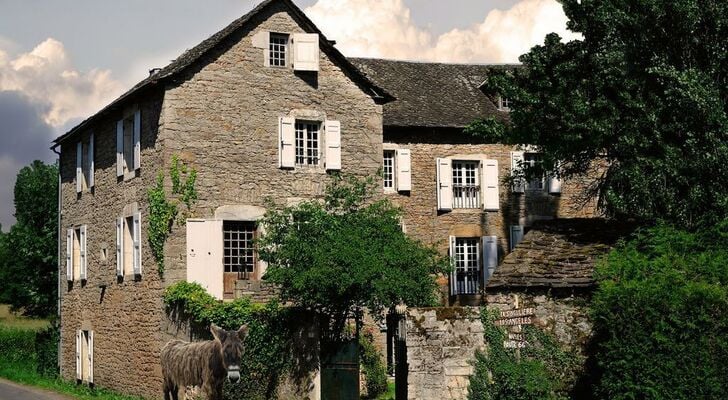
xmin=210 ymin=324 xmax=227 ymax=343
xmin=237 ymin=324 xmax=249 ymax=339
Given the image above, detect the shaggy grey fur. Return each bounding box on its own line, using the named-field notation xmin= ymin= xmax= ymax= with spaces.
xmin=161 ymin=324 xmax=249 ymax=400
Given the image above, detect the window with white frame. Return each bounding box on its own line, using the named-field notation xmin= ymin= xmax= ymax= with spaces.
xmin=269 ymin=33 xmax=288 ymax=67
xmin=498 ymin=96 xmax=511 ymax=111
xmin=295 ymin=121 xmax=320 ymax=166
xmin=66 ymin=225 xmax=87 ymax=282
xmin=453 ymin=238 xmax=480 ymax=295
xmin=116 ymin=109 xmax=140 ymax=179
xmin=76 ymin=135 xmax=94 ymax=193
xmin=223 ymin=221 xmax=256 ymax=279
xmin=116 ymin=212 xmax=141 ymax=278
xmin=76 ymin=329 xmax=93 ymax=384
xmin=524 ymin=153 xmax=544 ymax=190
xmin=383 ymin=150 xmax=395 ymax=190
xmin=452 ymin=161 xmax=480 ymax=208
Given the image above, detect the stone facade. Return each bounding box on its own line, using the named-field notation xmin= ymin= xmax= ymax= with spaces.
xmin=405 ymin=307 xmax=485 ymax=400
xmin=57 ymin=1 xmax=383 ymax=398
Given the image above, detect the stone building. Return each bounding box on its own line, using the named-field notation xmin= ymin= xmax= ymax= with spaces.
xmin=51 ymin=0 xmax=600 ymax=398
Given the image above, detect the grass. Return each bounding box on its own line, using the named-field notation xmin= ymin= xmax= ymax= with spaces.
xmin=0 ymin=304 xmax=50 ymax=330
xmin=374 ymin=379 xmax=395 ymax=400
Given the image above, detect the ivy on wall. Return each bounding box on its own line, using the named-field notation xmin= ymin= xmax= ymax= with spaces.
xmin=147 ymin=155 xmax=198 ymax=275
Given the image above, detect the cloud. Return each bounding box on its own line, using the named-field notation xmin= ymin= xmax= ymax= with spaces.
xmin=305 ymin=0 xmax=581 ymax=63
xmin=0 ymin=38 xmax=124 ymax=229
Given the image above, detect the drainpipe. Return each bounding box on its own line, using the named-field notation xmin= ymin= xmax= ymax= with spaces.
xmin=51 ymin=145 xmax=62 ymax=374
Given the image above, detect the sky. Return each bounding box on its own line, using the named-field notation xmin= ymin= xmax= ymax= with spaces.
xmin=0 ymin=0 xmax=579 ymax=230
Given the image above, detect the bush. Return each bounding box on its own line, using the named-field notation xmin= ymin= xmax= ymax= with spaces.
xmin=35 ymin=323 xmax=59 ymax=377
xmin=359 ymin=328 xmax=387 ymax=399
xmin=0 ymin=326 xmax=36 ymax=367
xmin=590 ymin=221 xmax=728 ymax=399
xmin=468 ymin=309 xmax=579 ymax=400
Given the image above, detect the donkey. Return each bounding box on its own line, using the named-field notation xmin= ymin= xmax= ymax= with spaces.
xmin=161 ymin=324 xmax=249 ymax=400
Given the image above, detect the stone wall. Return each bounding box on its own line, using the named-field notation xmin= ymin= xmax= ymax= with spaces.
xmin=405 ymin=307 xmax=485 ymax=400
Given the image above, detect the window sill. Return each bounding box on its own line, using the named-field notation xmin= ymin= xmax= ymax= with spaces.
xmin=451 ymin=208 xmax=484 ymax=214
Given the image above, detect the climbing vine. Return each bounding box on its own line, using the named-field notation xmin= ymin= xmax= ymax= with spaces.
xmin=147 ymin=155 xmax=198 ymax=274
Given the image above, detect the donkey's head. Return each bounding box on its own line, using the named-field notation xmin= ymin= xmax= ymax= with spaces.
xmin=210 ymin=323 xmax=249 ymax=382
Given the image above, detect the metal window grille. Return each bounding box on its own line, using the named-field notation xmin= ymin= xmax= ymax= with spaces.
xmin=454 ymin=238 xmax=480 ymax=294
xmin=452 ymin=161 xmax=480 ymax=208
xmin=269 ymin=34 xmax=288 ymax=67
xmin=223 ymin=221 xmax=256 ymax=277
xmin=524 ymin=153 xmax=544 ymax=190
xmin=295 ymin=121 xmax=320 ymax=166
xmin=383 ymin=150 xmax=395 ymax=189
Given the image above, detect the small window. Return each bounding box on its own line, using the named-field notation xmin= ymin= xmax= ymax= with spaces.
xmin=73 ymin=227 xmax=81 ymax=279
xmin=77 ymin=330 xmax=93 ymax=384
xmin=269 ymin=33 xmax=289 ymax=67
xmin=453 ymin=238 xmax=480 ymax=295
xmin=498 ymin=96 xmax=511 ymax=111
xmin=452 ymin=161 xmax=480 ymax=208
xmin=383 ymin=150 xmax=395 ymax=190
xmin=122 ymin=116 xmax=134 ymax=174
xmin=295 ymin=121 xmax=320 ymax=166
xmin=123 ymin=216 xmax=134 ymax=275
xmin=223 ymin=221 xmax=256 ymax=279
xmin=524 ymin=153 xmax=544 ymax=191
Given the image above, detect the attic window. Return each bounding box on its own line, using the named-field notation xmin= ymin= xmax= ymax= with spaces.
xmin=498 ymin=96 xmax=511 ymax=111
xmin=269 ymin=33 xmax=288 ymax=67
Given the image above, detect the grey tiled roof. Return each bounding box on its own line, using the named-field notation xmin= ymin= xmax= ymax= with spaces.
xmin=351 ymin=58 xmax=514 ymax=128
xmin=53 ymin=0 xmax=393 ymax=147
xmin=487 ymin=219 xmax=636 ymax=289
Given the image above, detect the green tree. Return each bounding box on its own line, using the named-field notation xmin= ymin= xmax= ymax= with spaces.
xmin=257 ymin=174 xmax=448 ymax=339
xmin=0 ymin=161 xmax=58 ymax=317
xmin=468 ymin=0 xmax=728 ymax=227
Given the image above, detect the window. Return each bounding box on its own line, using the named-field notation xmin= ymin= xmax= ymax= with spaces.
xmin=66 ymin=225 xmax=87 ymax=282
xmin=498 ymin=96 xmax=511 ymax=111
xmin=295 ymin=121 xmax=320 ymax=166
xmin=76 ymin=330 xmax=93 ymax=384
xmin=76 ymin=135 xmax=94 ymax=193
xmin=123 ymin=216 xmax=134 ymax=275
xmin=116 ymin=110 xmax=140 ymax=179
xmin=123 ymin=117 xmax=134 ymax=173
xmin=452 ymin=161 xmax=480 ymax=208
xmin=269 ymin=33 xmax=288 ymax=67
xmin=383 ymin=150 xmax=395 ymax=190
xmin=73 ymin=227 xmax=81 ymax=279
xmin=524 ymin=153 xmax=544 ymax=190
xmin=223 ymin=221 xmax=256 ymax=279
xmin=116 ymin=212 xmax=141 ymax=278
xmin=453 ymin=238 xmax=480 ymax=295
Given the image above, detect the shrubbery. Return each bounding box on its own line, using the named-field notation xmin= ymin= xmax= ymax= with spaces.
xmin=590 ymin=222 xmax=728 ymax=399
xmin=359 ymin=327 xmax=388 ymax=399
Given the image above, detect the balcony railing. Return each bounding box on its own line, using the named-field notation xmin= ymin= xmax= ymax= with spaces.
xmin=454 ymin=270 xmax=479 ymax=295
xmin=453 ymin=185 xmax=480 ymax=209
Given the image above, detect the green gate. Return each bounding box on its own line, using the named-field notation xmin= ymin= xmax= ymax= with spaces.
xmin=321 ymin=340 xmax=360 ymax=400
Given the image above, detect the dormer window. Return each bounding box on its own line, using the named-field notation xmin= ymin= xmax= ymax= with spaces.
xmin=498 ymin=96 xmax=511 ymax=111
xmin=269 ymin=33 xmax=289 ymax=67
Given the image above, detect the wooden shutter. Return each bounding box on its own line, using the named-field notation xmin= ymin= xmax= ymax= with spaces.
xmin=116 ymin=217 xmax=123 ymax=277
xmin=133 ymin=110 xmax=141 ymax=171
xmin=76 ymin=141 xmax=83 ymax=193
xmin=510 ymin=225 xmax=524 ymax=252
xmin=186 ymin=219 xmax=224 ymax=299
xmin=511 ymin=151 xmax=525 ymax=193
xmin=116 ymin=120 xmax=124 ymax=177
xmin=278 ymin=117 xmax=295 ymax=168
xmin=325 ymin=120 xmax=341 ymax=170
xmin=482 ymin=159 xmax=499 ymax=210
xmin=396 ymin=149 xmax=412 ymax=191
xmin=449 ymin=236 xmax=457 ymax=296
xmin=88 ymin=133 xmax=94 ymax=188
xmin=66 ymin=228 xmax=73 ymax=281
xmin=292 ymin=33 xmax=319 ymax=71
xmin=75 ymin=330 xmax=82 ymax=380
xmin=79 ymin=225 xmax=87 ymax=281
xmin=436 ymin=158 xmax=453 ymax=211
xmin=88 ymin=331 xmax=94 ymax=384
xmin=482 ymin=236 xmax=498 ymax=283
xmin=133 ymin=211 xmax=142 ymax=276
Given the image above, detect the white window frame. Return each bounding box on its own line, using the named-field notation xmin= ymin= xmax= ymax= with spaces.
xmin=116 ymin=109 xmax=140 ymax=180
xmin=452 ymin=160 xmax=480 ymax=209
xmin=76 ymin=329 xmax=93 ymax=384
xmin=498 ymin=95 xmax=511 ymax=111
xmin=294 ymin=121 xmax=320 ymax=166
xmin=524 ymin=153 xmax=545 ymax=191
xmin=117 ymin=211 xmax=142 ymax=278
xmin=269 ymin=33 xmax=289 ymax=67
xmin=223 ymin=220 xmax=257 ymax=280
xmin=383 ymin=150 xmax=395 ymax=191
xmin=450 ymin=237 xmax=480 ymax=295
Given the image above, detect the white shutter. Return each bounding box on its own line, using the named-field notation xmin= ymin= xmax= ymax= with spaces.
xmin=510 ymin=225 xmax=524 ymax=252
xmin=278 ymin=117 xmax=295 ymax=168
xmin=116 ymin=120 xmax=124 ymax=177
xmin=79 ymin=225 xmax=87 ymax=281
xmin=75 ymin=330 xmax=82 ymax=381
xmin=133 ymin=110 xmax=141 ymax=171
xmin=116 ymin=217 xmax=124 ymax=277
xmin=436 ymin=158 xmax=453 ymax=211
xmin=548 ymin=163 xmax=562 ymax=194
xmin=325 ymin=120 xmax=341 ymax=170
xmin=66 ymin=229 xmax=73 ymax=281
xmin=449 ymin=236 xmax=457 ymax=296
xmin=292 ymin=33 xmax=319 ymax=72
xmin=88 ymin=133 xmax=94 ymax=188
xmin=511 ymin=151 xmax=525 ymax=193
xmin=396 ymin=149 xmax=412 ymax=191
xmin=88 ymin=331 xmax=94 ymax=384
xmin=76 ymin=142 xmax=83 ymax=193
xmin=482 ymin=159 xmax=499 ymax=210
xmin=133 ymin=211 xmax=142 ymax=276
xmin=482 ymin=236 xmax=498 ymax=283
xmin=187 ymin=219 xmax=224 ymax=299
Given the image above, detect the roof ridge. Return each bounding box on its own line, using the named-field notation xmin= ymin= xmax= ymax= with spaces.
xmin=350 ymin=57 xmax=521 ymax=68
